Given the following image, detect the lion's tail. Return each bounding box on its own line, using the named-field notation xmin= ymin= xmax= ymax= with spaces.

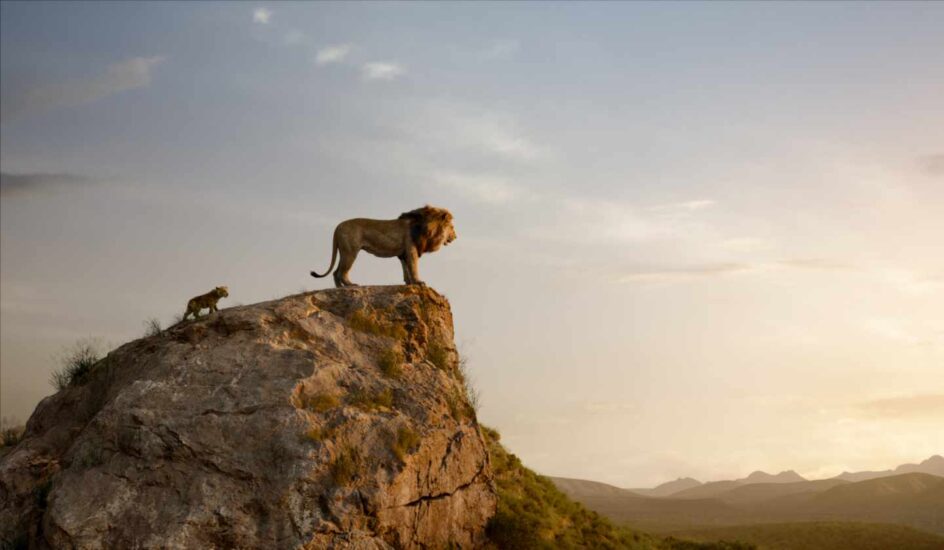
xmin=310 ymin=233 xmax=339 ymax=278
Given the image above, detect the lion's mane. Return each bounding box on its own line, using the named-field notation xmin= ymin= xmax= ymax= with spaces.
xmin=398 ymin=206 xmax=455 ymax=256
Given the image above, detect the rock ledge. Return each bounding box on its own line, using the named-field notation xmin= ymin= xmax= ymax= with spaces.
xmin=0 ymin=286 xmax=496 ymax=549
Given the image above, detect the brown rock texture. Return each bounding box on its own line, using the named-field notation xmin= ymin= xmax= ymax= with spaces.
xmin=0 ymin=286 xmax=496 ymax=549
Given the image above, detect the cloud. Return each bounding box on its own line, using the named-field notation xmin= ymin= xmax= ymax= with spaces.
xmin=617 ymin=263 xmax=755 ymax=284
xmin=315 ymin=44 xmax=351 ymax=65
xmin=649 ymin=199 xmax=716 ymax=212
xmin=862 ymin=317 xmax=944 ymax=347
xmin=361 ymin=62 xmax=405 ymax=81
xmin=283 ymin=30 xmax=307 ymax=46
xmin=481 ymin=39 xmax=520 ymax=59
xmin=919 ymin=154 xmax=944 ymax=177
xmin=877 ymin=269 xmax=944 ymax=295
xmin=252 ymin=7 xmax=271 ymax=24
xmin=0 ymin=172 xmax=93 ymax=197
xmin=776 ymin=258 xmax=855 ymax=271
xmin=857 ymin=394 xmax=944 ymax=419
xmin=718 ymin=237 xmax=771 ymax=252
xmin=1 ymin=56 xmax=164 ymax=121
xmin=433 ymin=172 xmax=523 ymax=205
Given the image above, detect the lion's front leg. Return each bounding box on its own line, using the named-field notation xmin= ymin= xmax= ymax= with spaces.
xmin=405 ymin=248 xmax=425 ymax=286
xmin=398 ymin=254 xmax=413 ymax=285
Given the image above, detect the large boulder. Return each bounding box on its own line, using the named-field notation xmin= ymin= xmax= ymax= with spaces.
xmin=0 ymin=286 xmax=496 ymax=549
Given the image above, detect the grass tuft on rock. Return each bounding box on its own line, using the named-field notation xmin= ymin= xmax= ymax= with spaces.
xmin=303 ymin=392 xmax=340 ymax=413
xmin=348 ymin=308 xmax=408 ymax=340
xmin=391 ymin=426 xmax=421 ymax=462
xmin=427 ymin=340 xmax=451 ymax=371
xmin=378 ymin=346 xmax=404 ymax=379
xmin=49 ymin=340 xmax=103 ymax=391
xmin=331 ymin=446 xmax=362 ymax=485
xmin=349 ymin=388 xmax=394 ymax=411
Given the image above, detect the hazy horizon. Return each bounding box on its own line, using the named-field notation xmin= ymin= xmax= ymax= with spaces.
xmin=2 ymin=1 xmax=942 ymax=487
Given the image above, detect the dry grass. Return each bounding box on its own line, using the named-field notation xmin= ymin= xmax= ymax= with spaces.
xmin=378 ymin=346 xmax=404 ymax=379
xmin=445 ymin=389 xmax=474 ymax=422
xmin=49 ymin=339 xmax=103 ymax=391
xmin=427 ymin=340 xmax=451 ymax=371
xmin=391 ymin=426 xmax=421 ymax=462
xmin=349 ymin=388 xmax=394 ymax=411
xmin=0 ymin=421 xmax=25 ymax=449
xmin=348 ymin=309 xmax=408 ymax=340
xmin=302 ymin=392 xmax=340 ymax=413
xmin=459 ymin=354 xmax=480 ymax=413
xmin=331 ymin=446 xmax=361 ymax=485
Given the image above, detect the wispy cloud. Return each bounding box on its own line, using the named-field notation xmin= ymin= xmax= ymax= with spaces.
xmin=649 ymin=199 xmax=716 ymax=212
xmin=283 ymin=30 xmax=307 ymax=46
xmin=0 ymin=172 xmax=94 ymax=197
xmin=776 ymin=258 xmax=855 ymax=271
xmin=252 ymin=7 xmax=271 ymax=24
xmin=877 ymin=269 xmax=944 ymax=295
xmin=1 ymin=56 xmax=164 ymax=121
xmin=481 ymin=39 xmax=520 ymax=60
xmin=433 ymin=172 xmax=523 ymax=205
xmin=717 ymin=237 xmax=771 ymax=253
xmin=315 ymin=44 xmax=351 ymax=65
xmin=857 ymin=394 xmax=944 ymax=419
xmin=617 ymin=263 xmax=754 ymax=284
xmin=919 ymin=154 xmax=944 ymax=177
xmin=361 ymin=62 xmax=405 ymax=81
xmin=862 ymin=317 xmax=943 ymax=347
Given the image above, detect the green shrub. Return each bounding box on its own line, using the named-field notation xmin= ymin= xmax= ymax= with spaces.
xmin=481 ymin=426 xmax=750 ymax=550
xmin=391 ymin=426 xmax=421 ymax=462
xmin=483 ymin=426 xmax=655 ymax=549
xmin=331 ymin=447 xmax=361 ymax=485
xmin=49 ymin=340 xmax=103 ymax=391
xmin=348 ymin=309 xmax=408 ymax=340
xmin=378 ymin=347 xmax=404 ymax=379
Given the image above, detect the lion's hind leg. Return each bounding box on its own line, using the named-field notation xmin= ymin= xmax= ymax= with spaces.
xmin=335 ymin=248 xmax=359 ymax=287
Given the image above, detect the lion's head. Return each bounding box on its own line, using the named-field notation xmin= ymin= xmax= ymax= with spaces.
xmin=215 ymin=286 xmax=229 ymax=298
xmin=399 ymin=205 xmax=457 ymax=256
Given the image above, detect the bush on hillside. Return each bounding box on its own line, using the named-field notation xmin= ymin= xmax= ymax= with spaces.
xmin=49 ymin=339 xmax=103 ymax=391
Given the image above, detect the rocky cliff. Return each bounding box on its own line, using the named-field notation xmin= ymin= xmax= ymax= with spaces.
xmin=0 ymin=286 xmax=496 ymax=549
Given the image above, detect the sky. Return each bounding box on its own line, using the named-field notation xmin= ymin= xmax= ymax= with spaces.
xmin=1 ymin=1 xmax=942 ymax=487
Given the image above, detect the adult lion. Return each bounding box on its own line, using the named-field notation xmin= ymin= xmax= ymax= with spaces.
xmin=310 ymin=206 xmax=457 ymax=288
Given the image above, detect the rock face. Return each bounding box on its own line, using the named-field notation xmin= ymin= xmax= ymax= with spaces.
xmin=0 ymin=286 xmax=496 ymax=549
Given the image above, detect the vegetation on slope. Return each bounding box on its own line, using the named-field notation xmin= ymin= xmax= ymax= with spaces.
xmin=671 ymin=521 xmax=944 ymax=550
xmin=481 ymin=426 xmax=752 ymax=550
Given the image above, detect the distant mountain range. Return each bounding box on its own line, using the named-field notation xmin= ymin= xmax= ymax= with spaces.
xmin=835 ymin=454 xmax=944 ymax=482
xmin=629 ymin=455 xmax=943 ymax=498
xmin=549 ymin=455 xmax=944 ymax=537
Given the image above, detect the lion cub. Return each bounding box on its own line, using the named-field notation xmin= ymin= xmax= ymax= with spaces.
xmin=183 ymin=286 xmax=229 ymax=320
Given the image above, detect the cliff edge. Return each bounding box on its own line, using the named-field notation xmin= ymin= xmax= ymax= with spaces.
xmin=0 ymin=286 xmax=495 ymax=549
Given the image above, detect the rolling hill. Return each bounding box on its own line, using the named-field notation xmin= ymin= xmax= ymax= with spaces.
xmin=671 ymin=521 xmax=944 ymax=550
xmin=670 ymin=472 xmax=807 ymax=500
xmin=631 ymin=478 xmax=704 ymax=498
xmin=552 ymin=473 xmax=944 ymax=538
